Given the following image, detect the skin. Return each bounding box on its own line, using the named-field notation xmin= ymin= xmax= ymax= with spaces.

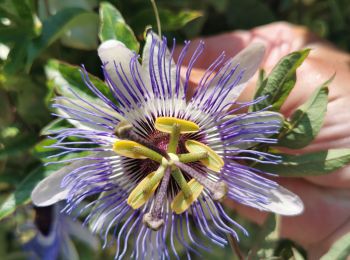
xmin=175 ymin=22 xmax=350 ymax=259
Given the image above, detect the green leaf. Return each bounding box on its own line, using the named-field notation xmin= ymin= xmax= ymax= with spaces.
xmin=3 ymin=41 xmax=28 ymax=74
xmin=0 ymin=133 xmax=37 ymax=160
xmin=278 ymin=77 xmax=331 ymax=149
xmin=251 ymin=49 xmax=310 ymax=112
xmin=26 ymin=7 xmax=89 ymax=70
xmin=158 ymin=9 xmax=203 ymax=31
xmin=320 ymin=232 xmax=350 ymax=260
xmin=99 ymin=2 xmax=139 ymax=52
xmin=130 ymin=8 xmax=202 ymax=34
xmin=0 ymin=165 xmax=59 ymax=220
xmin=45 ymin=59 xmax=111 ymax=102
xmin=12 ymin=0 xmax=34 ymax=31
xmin=31 ymin=138 xmax=58 ymax=162
xmin=60 ymin=12 xmax=99 ymax=50
xmin=248 ymin=214 xmax=277 ymax=259
xmin=256 ymin=149 xmax=350 ymax=177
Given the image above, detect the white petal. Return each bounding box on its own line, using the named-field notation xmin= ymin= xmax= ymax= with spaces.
xmin=223 ymin=111 xmax=283 ymax=150
xmin=32 ymin=152 xmax=115 ymax=207
xmin=97 ymin=40 xmax=150 ymax=105
xmin=142 ymin=32 xmax=182 ymax=99
xmin=32 ymin=159 xmax=90 ymax=207
xmin=196 ymin=42 xmax=265 ymax=112
xmin=55 ymin=97 xmax=123 ymax=131
xmin=261 ymin=186 xmax=304 ymax=216
xmin=31 ymin=170 xmax=69 ymax=207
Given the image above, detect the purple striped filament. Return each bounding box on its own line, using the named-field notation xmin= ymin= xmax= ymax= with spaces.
xmin=31 ymin=32 xmax=304 ymax=259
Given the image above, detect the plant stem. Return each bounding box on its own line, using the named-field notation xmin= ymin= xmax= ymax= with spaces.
xmin=150 ymin=0 xmax=161 ymax=37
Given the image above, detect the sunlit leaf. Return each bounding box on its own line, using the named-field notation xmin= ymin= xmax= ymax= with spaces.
xmin=278 ymin=78 xmax=331 ymax=149
xmin=251 ymin=49 xmax=310 ymax=112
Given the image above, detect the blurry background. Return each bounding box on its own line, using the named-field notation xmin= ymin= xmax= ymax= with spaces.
xmin=0 ymin=0 xmax=349 ymax=259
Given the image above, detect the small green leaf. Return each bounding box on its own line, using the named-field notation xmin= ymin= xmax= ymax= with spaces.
xmin=256 ymin=149 xmax=350 ymax=177
xmin=278 ymin=77 xmax=331 ymax=149
xmin=320 ymin=232 xmax=350 ymax=260
xmin=26 ymin=8 xmax=89 ymax=69
xmin=130 ymin=8 xmax=202 ymax=34
xmin=158 ymin=9 xmax=203 ymax=31
xmin=0 ymin=165 xmax=59 ymax=220
xmin=252 ymin=49 xmax=310 ymax=112
xmin=248 ymin=214 xmax=277 ymax=259
xmin=99 ymin=2 xmax=139 ymax=52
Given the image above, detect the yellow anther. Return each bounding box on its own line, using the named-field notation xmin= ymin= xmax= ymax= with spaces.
xmin=113 ymin=140 xmax=147 ymax=159
xmin=155 ymin=117 xmax=199 ymax=134
xmin=185 ymin=140 xmax=224 ymax=172
xmin=171 ymin=179 xmax=203 ymax=214
xmin=113 ymin=140 xmax=163 ymax=162
xmin=127 ymin=169 xmax=164 ymax=209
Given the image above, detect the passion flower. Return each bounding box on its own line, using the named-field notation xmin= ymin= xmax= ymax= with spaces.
xmin=32 ymin=32 xmax=303 ymax=259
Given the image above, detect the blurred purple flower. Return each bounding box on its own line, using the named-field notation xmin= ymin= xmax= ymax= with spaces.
xmin=21 ymin=204 xmax=98 ymax=260
xmin=32 ymin=32 xmax=303 ymax=259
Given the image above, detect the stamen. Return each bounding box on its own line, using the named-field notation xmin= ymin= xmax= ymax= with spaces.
xmin=185 ymin=140 xmax=224 ymax=172
xmin=174 ymin=161 xmax=228 ymax=201
xmin=127 ymin=165 xmax=166 ymax=209
xmin=155 ymin=117 xmax=199 ymax=134
xmin=143 ymin=166 xmax=172 ymax=230
xmin=178 ymin=152 xmax=208 ymax=163
xmin=115 ymin=121 xmax=169 ymax=159
xmin=113 ymin=140 xmax=163 ymax=163
xmin=171 ymin=179 xmax=204 ymax=214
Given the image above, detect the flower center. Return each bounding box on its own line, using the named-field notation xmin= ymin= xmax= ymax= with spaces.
xmin=113 ymin=117 xmax=227 ymax=230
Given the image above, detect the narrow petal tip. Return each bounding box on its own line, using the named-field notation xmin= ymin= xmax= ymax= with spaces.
xmin=266 ymin=186 xmax=304 ymax=216
xmin=31 ymin=177 xmax=68 ymax=207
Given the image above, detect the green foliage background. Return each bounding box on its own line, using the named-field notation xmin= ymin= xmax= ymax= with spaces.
xmin=0 ymin=0 xmax=350 ymax=259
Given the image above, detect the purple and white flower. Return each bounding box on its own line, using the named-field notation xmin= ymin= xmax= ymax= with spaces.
xmin=32 ymin=32 xmax=303 ymax=259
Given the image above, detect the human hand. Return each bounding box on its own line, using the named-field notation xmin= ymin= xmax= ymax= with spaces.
xmin=175 ymin=22 xmax=350 ymax=258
